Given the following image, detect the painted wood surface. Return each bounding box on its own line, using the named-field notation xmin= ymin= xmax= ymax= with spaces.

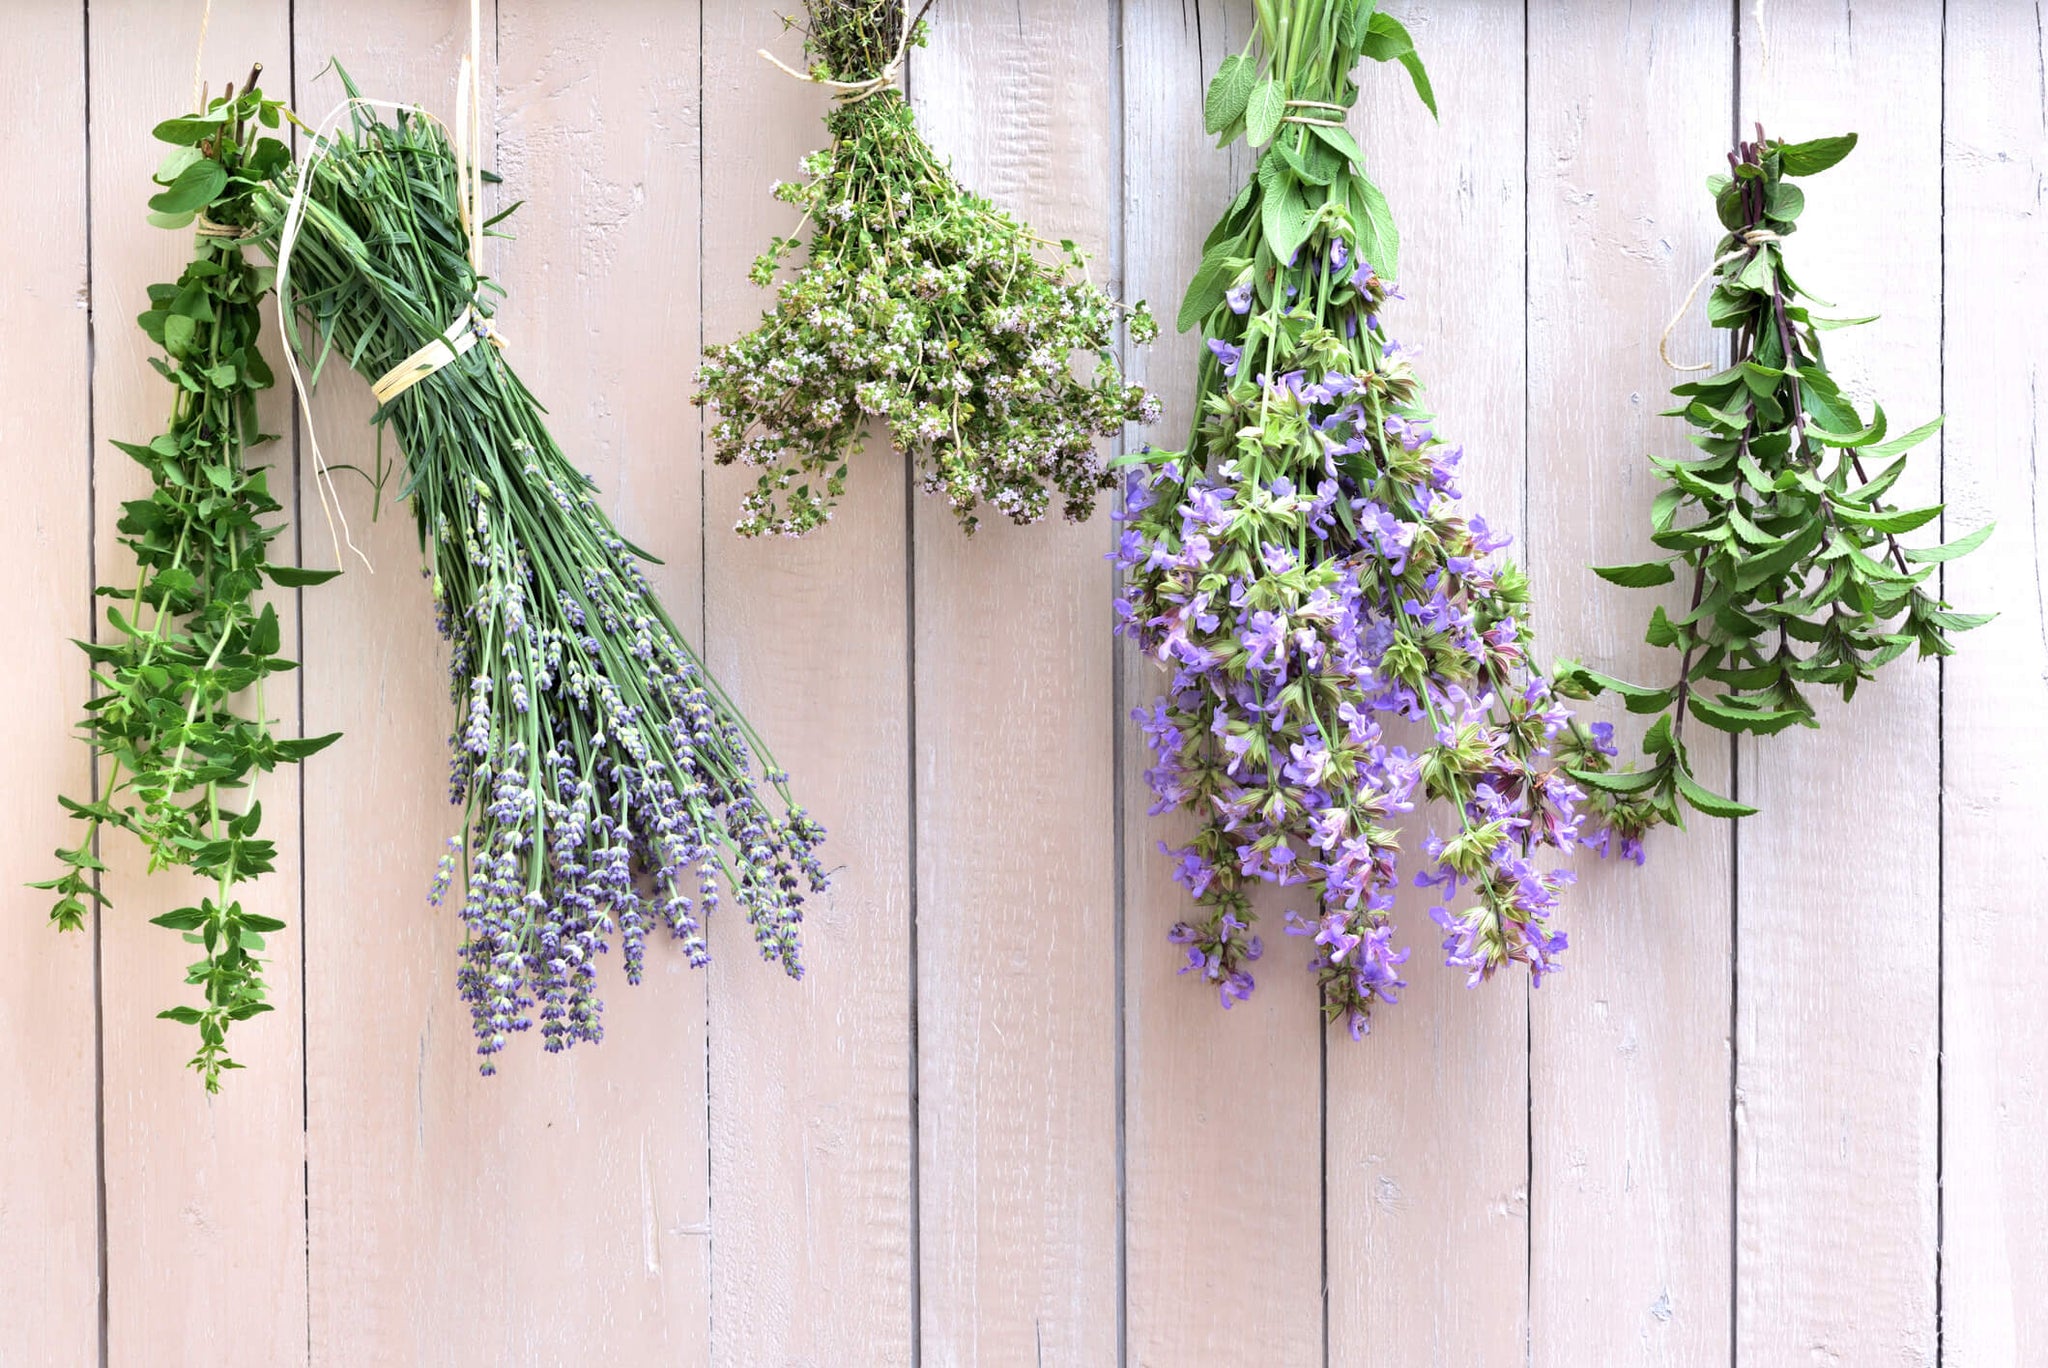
xmin=1525 ymin=4 xmax=1735 ymax=1364
xmin=1941 ymin=3 xmax=2048 ymax=1364
xmin=1735 ymin=4 xmax=1942 ymax=1362
xmin=0 ymin=2 xmax=99 ymax=1359
xmin=5 ymin=3 xmax=2045 ymax=1366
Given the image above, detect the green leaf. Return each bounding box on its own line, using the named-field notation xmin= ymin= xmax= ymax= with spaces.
xmin=1832 ymin=501 xmax=1943 ymax=535
xmin=1260 ymin=163 xmax=1313 ymax=266
xmin=147 ymin=159 xmax=227 ymax=216
xmin=265 ymin=564 xmax=344 ymax=588
xmin=158 ymin=1006 xmax=207 ymax=1025
xmin=1674 ymin=767 xmax=1757 ymax=818
xmin=1902 ymin=521 xmax=1993 ymax=563
xmin=1395 ymin=51 xmax=1437 ymax=119
xmin=1592 ymin=559 xmax=1678 ymax=588
xmin=1352 ymin=174 xmax=1399 ymax=278
xmin=151 ymin=112 xmax=228 ymax=145
xmin=1308 ymin=121 xmax=1365 ymax=168
xmin=163 ymin=312 xmax=196 ymax=357
xmin=149 ymin=908 xmax=209 ymax=931
xmin=1862 ymin=415 xmax=1944 ymax=462
xmin=1245 ymin=79 xmax=1286 ymax=147
xmin=1778 ymin=133 xmax=1858 ymax=177
xmin=1204 ymin=54 xmax=1259 ymax=136
xmin=1811 ymin=313 xmax=1879 ymax=331
xmin=1359 ymin=11 xmax=1415 ymax=61
xmin=238 ymin=912 xmax=287 ymax=933
xmin=1570 ymin=765 xmax=1664 ymax=795
xmin=275 ymin=731 xmax=343 ymax=761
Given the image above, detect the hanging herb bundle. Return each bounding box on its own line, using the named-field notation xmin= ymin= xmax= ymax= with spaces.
xmin=35 ymin=80 xmax=335 ymax=1091
xmin=253 ymin=76 xmax=826 ymax=1073
xmin=1118 ymin=0 xmax=1636 ymax=1039
xmin=1555 ymin=129 xmax=1990 ymax=822
xmin=695 ymin=0 xmax=1161 ymax=536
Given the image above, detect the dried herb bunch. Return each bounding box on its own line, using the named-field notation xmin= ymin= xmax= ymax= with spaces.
xmin=1557 ymin=129 xmax=1990 ymax=823
xmin=1118 ymin=0 xmax=1635 ymax=1040
xmin=696 ymin=0 xmax=1161 ymax=536
xmin=253 ymin=80 xmax=825 ymax=1073
xmin=37 ymin=81 xmax=336 ymax=1091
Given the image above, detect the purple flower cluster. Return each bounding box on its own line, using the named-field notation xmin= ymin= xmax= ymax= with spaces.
xmin=1117 ymin=237 xmax=1633 ymax=1039
xmin=432 ymin=471 xmax=828 ymax=1073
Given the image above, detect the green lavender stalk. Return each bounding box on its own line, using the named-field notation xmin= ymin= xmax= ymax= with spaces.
xmin=36 ymin=80 xmax=337 ymax=1091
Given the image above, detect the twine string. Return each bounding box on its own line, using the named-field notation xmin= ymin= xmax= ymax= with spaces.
xmin=759 ymin=0 xmax=938 ymax=105
xmin=1658 ymin=227 xmax=1784 ymax=372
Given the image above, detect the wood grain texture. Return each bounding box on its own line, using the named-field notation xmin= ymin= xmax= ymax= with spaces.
xmin=0 ymin=2 xmax=100 ymax=1361
xmin=1525 ymin=4 xmax=1735 ymax=1363
xmin=1940 ymin=3 xmax=2048 ymax=1363
xmin=87 ymin=4 xmax=307 ymax=1364
xmin=1736 ymin=5 xmax=1942 ymax=1362
xmin=16 ymin=4 xmax=2048 ymax=1363
xmin=700 ymin=9 xmax=916 ymax=1365
xmin=910 ymin=1 xmax=1121 ymax=1361
xmin=1326 ymin=6 xmax=1533 ymax=1364
xmin=296 ymin=4 xmax=713 ymax=1361
xmin=1117 ymin=4 xmax=1326 ymax=1364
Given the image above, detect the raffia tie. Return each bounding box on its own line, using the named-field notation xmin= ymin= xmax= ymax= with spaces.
xmin=1658 ymin=227 xmax=1784 ymax=372
xmin=759 ymin=0 xmax=938 ymax=105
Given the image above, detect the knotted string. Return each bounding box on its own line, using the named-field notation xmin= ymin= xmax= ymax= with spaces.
xmin=759 ymin=0 xmax=938 ymax=105
xmin=1658 ymin=227 xmax=1784 ymax=372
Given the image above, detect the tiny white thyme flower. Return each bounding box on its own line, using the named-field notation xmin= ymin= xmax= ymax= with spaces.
xmin=696 ymin=0 xmax=1158 ymax=536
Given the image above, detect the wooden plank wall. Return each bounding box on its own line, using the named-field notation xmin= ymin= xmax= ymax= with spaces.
xmin=2 ymin=2 xmax=2043 ymax=1365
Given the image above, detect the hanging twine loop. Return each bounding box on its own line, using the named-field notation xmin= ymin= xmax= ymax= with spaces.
xmin=1658 ymin=226 xmax=1784 ymax=372
xmin=275 ymin=0 xmax=499 ymax=574
xmin=759 ymin=0 xmax=937 ymax=105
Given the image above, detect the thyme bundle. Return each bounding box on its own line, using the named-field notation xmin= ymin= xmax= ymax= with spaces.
xmin=36 ymin=81 xmax=335 ymax=1091
xmin=696 ymin=0 xmax=1160 ymax=536
xmin=1557 ymin=129 xmax=1990 ymax=822
xmin=254 ymin=81 xmax=825 ymax=1073
xmin=1118 ymin=0 xmax=1634 ymax=1038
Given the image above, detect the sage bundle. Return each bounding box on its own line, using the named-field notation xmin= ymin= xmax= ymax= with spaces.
xmin=36 ymin=81 xmax=335 ymax=1091
xmin=696 ymin=0 xmax=1160 ymax=536
xmin=1117 ymin=0 xmax=1633 ymax=1040
xmin=1556 ymin=129 xmax=1990 ymax=822
xmin=255 ymin=79 xmax=825 ymax=1073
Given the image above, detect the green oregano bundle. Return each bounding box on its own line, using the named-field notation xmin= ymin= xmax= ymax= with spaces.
xmin=696 ymin=0 xmax=1160 ymax=536
xmin=36 ymin=80 xmax=337 ymax=1091
xmin=1556 ymin=129 xmax=1991 ymax=825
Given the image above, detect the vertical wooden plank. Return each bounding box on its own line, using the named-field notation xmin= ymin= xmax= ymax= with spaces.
xmin=1941 ymin=4 xmax=2048 ymax=1362
xmin=1117 ymin=3 xmax=1325 ymax=1364
xmin=700 ymin=9 xmax=915 ymax=1366
xmin=1735 ymin=5 xmax=1941 ymax=1360
xmin=296 ymin=4 xmax=713 ymax=1360
xmin=86 ymin=3 xmax=307 ymax=1362
xmin=911 ymin=2 xmax=1120 ymax=1360
xmin=0 ymin=1 xmax=101 ymax=1360
xmin=1525 ymin=4 xmax=1734 ymax=1363
xmin=1324 ymin=5 xmax=1532 ymax=1363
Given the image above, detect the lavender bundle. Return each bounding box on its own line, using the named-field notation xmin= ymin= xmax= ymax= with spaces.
xmin=253 ymin=81 xmax=824 ymax=1072
xmin=36 ymin=81 xmax=335 ymax=1090
xmin=1118 ymin=0 xmax=1633 ymax=1038
xmin=1557 ymin=129 xmax=1990 ymax=821
xmin=696 ymin=0 xmax=1159 ymax=536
